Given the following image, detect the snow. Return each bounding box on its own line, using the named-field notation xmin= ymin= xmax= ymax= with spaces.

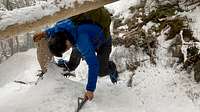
xmin=180 ymin=30 xmax=189 ymax=62
xmin=142 ymin=21 xmax=155 ymax=33
xmin=181 ymin=7 xmax=200 ymax=41
xmin=1 ymin=47 xmax=200 ymax=112
xmin=0 ymin=0 xmax=92 ymax=30
xmin=0 ymin=49 xmax=40 ymax=87
xmin=0 ymin=67 xmax=84 ymax=112
xmin=105 ymin=0 xmax=140 ymax=19
xmin=176 ymin=7 xmax=200 ymax=61
xmin=1 ymin=0 xmax=200 ymax=112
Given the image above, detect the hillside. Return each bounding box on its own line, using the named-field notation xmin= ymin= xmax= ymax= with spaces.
xmin=1 ymin=0 xmax=200 ymax=112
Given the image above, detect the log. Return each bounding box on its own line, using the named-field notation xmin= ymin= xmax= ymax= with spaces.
xmin=0 ymin=0 xmax=118 ymax=40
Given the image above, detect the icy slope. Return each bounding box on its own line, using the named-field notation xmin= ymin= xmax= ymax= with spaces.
xmin=1 ymin=0 xmax=200 ymax=111
xmin=0 ymin=47 xmax=200 ymax=112
xmin=0 ymin=66 xmax=83 ymax=112
xmin=0 ymin=49 xmax=84 ymax=112
xmin=0 ymin=49 xmax=40 ymax=87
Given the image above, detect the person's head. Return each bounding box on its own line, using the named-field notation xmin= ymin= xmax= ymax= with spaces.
xmin=48 ymin=31 xmax=73 ymax=57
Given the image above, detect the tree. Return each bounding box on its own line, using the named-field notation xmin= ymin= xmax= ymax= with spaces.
xmin=2 ymin=0 xmax=12 ymax=10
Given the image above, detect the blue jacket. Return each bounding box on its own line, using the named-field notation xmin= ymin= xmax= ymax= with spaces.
xmin=45 ymin=19 xmax=110 ymax=92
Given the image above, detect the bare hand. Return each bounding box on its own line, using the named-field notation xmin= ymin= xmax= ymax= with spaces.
xmin=84 ymin=91 xmax=94 ymax=101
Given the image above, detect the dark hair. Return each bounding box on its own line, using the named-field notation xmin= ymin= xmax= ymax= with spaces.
xmin=48 ymin=31 xmax=70 ymax=57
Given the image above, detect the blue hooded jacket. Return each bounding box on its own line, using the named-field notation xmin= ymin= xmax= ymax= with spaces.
xmin=45 ymin=19 xmax=111 ymax=92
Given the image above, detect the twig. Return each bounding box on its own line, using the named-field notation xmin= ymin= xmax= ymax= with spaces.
xmin=14 ymin=80 xmax=32 ymax=85
xmin=14 ymin=72 xmax=44 ymax=85
xmin=61 ymin=72 xmax=76 ymax=78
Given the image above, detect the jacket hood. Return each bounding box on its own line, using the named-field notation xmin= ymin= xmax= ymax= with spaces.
xmin=55 ymin=19 xmax=77 ymax=43
xmin=46 ymin=19 xmax=77 ymax=44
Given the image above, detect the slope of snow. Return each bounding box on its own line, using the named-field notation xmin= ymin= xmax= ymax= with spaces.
xmin=0 ymin=47 xmax=200 ymax=112
xmin=0 ymin=64 xmax=84 ymax=112
xmin=106 ymin=0 xmax=140 ymax=19
xmin=0 ymin=49 xmax=40 ymax=87
xmin=1 ymin=1 xmax=200 ymax=112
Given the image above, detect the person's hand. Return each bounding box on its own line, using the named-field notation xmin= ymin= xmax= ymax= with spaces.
xmin=56 ymin=59 xmax=70 ymax=71
xmin=84 ymin=91 xmax=94 ymax=101
xmin=56 ymin=59 xmax=67 ymax=68
xmin=33 ymin=32 xmax=46 ymax=42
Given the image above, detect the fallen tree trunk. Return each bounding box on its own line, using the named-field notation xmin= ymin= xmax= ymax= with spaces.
xmin=0 ymin=0 xmax=118 ymax=40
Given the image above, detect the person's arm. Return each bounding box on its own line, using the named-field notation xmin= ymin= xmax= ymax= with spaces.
xmin=77 ymin=33 xmax=99 ymax=92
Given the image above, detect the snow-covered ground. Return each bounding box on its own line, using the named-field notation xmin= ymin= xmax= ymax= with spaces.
xmin=105 ymin=0 xmax=139 ymax=18
xmin=0 ymin=48 xmax=197 ymax=112
xmin=1 ymin=38 xmax=200 ymax=112
xmin=1 ymin=0 xmax=200 ymax=112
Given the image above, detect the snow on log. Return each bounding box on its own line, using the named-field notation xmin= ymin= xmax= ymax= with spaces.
xmin=0 ymin=0 xmax=118 ymax=40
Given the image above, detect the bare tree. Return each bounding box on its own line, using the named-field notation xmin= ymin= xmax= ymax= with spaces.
xmin=15 ymin=36 xmax=19 ymax=53
xmin=8 ymin=38 xmax=14 ymax=56
xmin=1 ymin=0 xmax=41 ymax=10
xmin=2 ymin=0 xmax=12 ymax=10
xmin=0 ymin=41 xmax=9 ymax=59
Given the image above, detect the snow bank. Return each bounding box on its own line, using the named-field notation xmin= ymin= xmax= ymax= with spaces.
xmin=105 ymin=0 xmax=140 ymax=19
xmin=1 ymin=47 xmax=200 ymax=112
xmin=0 ymin=0 xmax=92 ymax=30
xmin=1 ymin=1 xmax=200 ymax=112
xmin=0 ymin=64 xmax=84 ymax=112
xmin=0 ymin=49 xmax=40 ymax=87
xmin=184 ymin=7 xmax=200 ymax=41
xmin=0 ymin=49 xmax=84 ymax=112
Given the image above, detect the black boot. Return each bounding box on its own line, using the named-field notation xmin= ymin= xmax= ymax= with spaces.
xmin=108 ymin=61 xmax=119 ymax=84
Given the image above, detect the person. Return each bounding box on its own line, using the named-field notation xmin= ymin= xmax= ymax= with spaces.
xmin=33 ymin=7 xmax=118 ymax=101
